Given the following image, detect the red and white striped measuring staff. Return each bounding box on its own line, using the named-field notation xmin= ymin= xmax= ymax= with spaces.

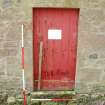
xmin=31 ymin=98 xmax=73 ymax=102
xmin=21 ymin=24 xmax=27 ymax=105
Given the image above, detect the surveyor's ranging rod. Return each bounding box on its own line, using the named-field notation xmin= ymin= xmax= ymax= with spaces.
xmin=21 ymin=24 xmax=27 ymax=105
xmin=31 ymin=98 xmax=73 ymax=102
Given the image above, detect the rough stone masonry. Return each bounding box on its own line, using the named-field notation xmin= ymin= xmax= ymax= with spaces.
xmin=0 ymin=0 xmax=105 ymax=95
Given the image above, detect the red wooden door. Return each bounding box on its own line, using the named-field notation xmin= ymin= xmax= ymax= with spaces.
xmin=33 ymin=8 xmax=79 ymax=90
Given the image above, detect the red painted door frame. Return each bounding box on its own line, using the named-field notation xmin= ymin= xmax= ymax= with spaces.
xmin=33 ymin=8 xmax=79 ymax=90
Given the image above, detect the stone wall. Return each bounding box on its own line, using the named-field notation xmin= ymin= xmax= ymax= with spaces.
xmin=76 ymin=0 xmax=105 ymax=92
xmin=0 ymin=0 xmax=105 ymax=94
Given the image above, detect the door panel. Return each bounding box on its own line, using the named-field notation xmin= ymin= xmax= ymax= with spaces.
xmin=33 ymin=8 xmax=79 ymax=90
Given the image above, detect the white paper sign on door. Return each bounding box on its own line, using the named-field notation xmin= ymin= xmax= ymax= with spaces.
xmin=48 ymin=29 xmax=62 ymax=40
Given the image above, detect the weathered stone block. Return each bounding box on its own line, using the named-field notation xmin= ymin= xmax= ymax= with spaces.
xmin=3 ymin=41 xmax=18 ymax=48
xmin=7 ymin=96 xmax=16 ymax=105
xmin=89 ymin=53 xmax=98 ymax=59
xmin=2 ymin=0 xmax=12 ymax=8
xmin=7 ymin=49 xmax=17 ymax=56
xmin=79 ymin=68 xmax=101 ymax=83
xmin=6 ymin=56 xmax=18 ymax=64
xmin=0 ymin=49 xmax=8 ymax=56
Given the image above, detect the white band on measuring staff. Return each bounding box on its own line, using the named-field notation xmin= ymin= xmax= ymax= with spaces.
xmin=22 ymin=69 xmax=25 ymax=90
xmin=22 ymin=24 xmax=24 ymax=47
